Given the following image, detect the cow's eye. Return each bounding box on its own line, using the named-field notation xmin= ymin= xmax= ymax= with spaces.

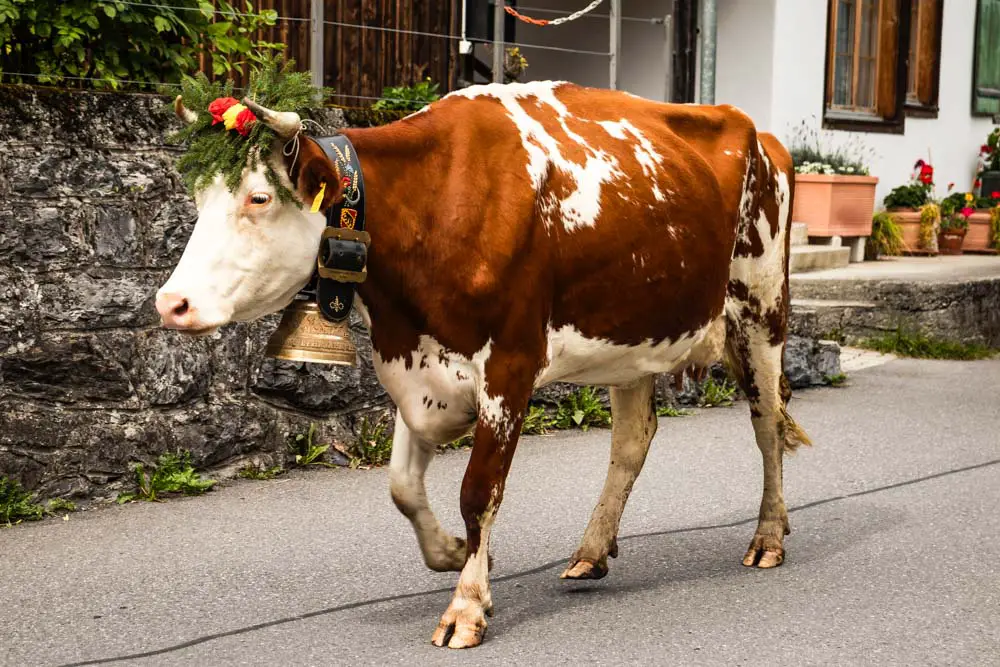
xmin=248 ymin=192 xmax=272 ymax=206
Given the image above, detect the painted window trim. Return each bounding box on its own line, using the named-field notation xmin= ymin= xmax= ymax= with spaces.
xmin=823 ymin=0 xmax=913 ymax=134
xmin=972 ymin=0 xmax=1000 ymax=117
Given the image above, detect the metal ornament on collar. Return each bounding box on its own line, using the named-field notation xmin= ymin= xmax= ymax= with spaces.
xmin=265 ymin=134 xmax=369 ymax=367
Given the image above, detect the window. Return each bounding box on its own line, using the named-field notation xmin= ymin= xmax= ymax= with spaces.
xmin=973 ymin=0 xmax=1000 ymax=116
xmin=824 ymin=0 xmax=911 ymax=133
xmin=906 ymin=0 xmax=943 ymax=115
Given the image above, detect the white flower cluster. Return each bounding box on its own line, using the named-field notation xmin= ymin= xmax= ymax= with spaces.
xmin=795 ymin=162 xmax=870 ymax=176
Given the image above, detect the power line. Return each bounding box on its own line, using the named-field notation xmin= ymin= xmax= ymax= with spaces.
xmin=109 ymin=0 xmax=309 ymax=21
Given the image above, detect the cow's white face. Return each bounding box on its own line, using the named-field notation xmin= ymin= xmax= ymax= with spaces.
xmin=155 ymin=162 xmax=326 ymax=334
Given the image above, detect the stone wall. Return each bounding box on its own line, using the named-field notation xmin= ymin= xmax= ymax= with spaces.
xmin=0 ymin=87 xmax=393 ymax=499
xmin=0 ymin=87 xmax=837 ymax=500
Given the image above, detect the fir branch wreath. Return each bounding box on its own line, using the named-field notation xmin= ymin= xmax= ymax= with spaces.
xmin=164 ymin=55 xmax=331 ymax=205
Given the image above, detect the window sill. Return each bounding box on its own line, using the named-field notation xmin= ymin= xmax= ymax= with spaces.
xmin=905 ymin=103 xmax=939 ymax=119
xmin=823 ymin=109 xmax=905 ymax=134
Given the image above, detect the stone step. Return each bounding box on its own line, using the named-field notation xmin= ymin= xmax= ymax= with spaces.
xmin=790 ymin=222 xmax=809 ymax=247
xmin=789 ymin=245 xmax=851 ymax=274
xmin=789 ymin=298 xmax=878 ymax=342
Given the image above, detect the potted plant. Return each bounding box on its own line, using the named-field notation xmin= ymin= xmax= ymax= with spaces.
xmin=866 ymin=211 xmax=904 ymax=260
xmin=937 ymin=191 xmax=973 ymax=255
xmin=788 ymin=121 xmax=878 ymax=239
xmin=975 ymin=128 xmax=1000 ymax=198
xmin=941 ymin=189 xmax=999 ymax=254
xmin=883 ymin=159 xmax=938 ymax=254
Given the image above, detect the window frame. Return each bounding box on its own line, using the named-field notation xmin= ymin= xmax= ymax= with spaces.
xmin=823 ymin=0 xmax=913 ymax=134
xmin=904 ymin=0 xmax=944 ymax=118
xmin=972 ymin=0 xmax=1000 ymax=118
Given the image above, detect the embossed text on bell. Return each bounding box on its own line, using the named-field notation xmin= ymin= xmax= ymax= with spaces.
xmin=264 ymin=300 xmax=358 ymax=366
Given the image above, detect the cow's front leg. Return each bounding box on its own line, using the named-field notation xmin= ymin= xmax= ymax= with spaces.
xmin=389 ymin=412 xmax=467 ymax=571
xmin=431 ymin=377 xmax=530 ymax=649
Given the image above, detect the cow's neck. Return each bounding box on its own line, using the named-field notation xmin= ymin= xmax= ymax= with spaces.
xmin=339 ymin=123 xmax=451 ymax=364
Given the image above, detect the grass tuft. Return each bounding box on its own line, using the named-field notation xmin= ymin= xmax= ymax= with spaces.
xmin=117 ymin=451 xmax=215 ymax=504
xmin=657 ymin=405 xmax=693 ymax=417
xmin=859 ymin=329 xmax=997 ymax=361
xmin=238 ymin=463 xmax=284 ymax=480
xmin=825 ymin=373 xmax=848 ymax=386
xmin=521 ymin=404 xmax=557 ymax=435
xmin=348 ymin=415 xmax=393 ymax=468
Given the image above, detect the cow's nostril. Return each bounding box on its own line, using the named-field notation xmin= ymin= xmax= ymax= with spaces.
xmin=173 ymin=299 xmax=190 ymax=317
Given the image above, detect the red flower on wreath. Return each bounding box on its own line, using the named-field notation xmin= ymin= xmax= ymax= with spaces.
xmin=975 ymin=179 xmax=983 ymax=188
xmin=982 ymin=144 xmax=993 ymax=155
xmin=208 ymin=97 xmax=239 ymax=124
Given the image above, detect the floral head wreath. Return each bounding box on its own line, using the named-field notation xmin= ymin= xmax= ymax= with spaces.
xmin=165 ymin=55 xmax=329 ymax=205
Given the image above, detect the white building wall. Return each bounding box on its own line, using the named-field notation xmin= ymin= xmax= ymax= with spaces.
xmin=716 ymin=0 xmax=995 ymax=205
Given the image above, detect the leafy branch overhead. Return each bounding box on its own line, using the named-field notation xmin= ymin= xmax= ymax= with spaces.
xmin=0 ymin=0 xmax=281 ymax=89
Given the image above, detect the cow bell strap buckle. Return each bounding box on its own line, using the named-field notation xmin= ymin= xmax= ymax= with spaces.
xmin=317 ymin=227 xmax=370 ymax=283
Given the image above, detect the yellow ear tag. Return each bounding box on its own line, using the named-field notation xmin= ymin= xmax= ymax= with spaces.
xmin=310 ymin=182 xmax=327 ymax=213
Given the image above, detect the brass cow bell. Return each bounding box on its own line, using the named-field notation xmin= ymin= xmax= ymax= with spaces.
xmin=265 ymin=300 xmax=357 ymax=366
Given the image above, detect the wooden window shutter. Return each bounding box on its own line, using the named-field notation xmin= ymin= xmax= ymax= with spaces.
xmin=876 ymin=0 xmax=901 ymax=118
xmin=974 ymin=0 xmax=1000 ymax=115
xmin=915 ymin=0 xmax=941 ymax=106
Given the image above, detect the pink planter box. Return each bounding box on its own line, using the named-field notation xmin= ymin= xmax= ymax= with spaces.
xmin=792 ymin=174 xmax=879 ymax=237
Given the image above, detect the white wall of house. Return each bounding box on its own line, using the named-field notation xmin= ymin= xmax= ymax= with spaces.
xmin=479 ymin=0 xmax=676 ymax=101
xmin=715 ymin=0 xmax=996 ymax=204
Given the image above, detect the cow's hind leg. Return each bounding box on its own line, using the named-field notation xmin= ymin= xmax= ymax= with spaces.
xmin=724 ymin=311 xmax=811 ymax=569
xmin=389 ymin=412 xmax=467 ymax=572
xmin=561 ymin=376 xmax=656 ymax=580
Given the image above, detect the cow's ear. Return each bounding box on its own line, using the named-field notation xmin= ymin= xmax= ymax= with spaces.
xmin=289 ymin=137 xmax=340 ymax=212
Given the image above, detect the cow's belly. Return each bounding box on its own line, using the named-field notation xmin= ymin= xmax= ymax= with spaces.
xmin=535 ymin=318 xmax=721 ymax=388
xmin=372 ymin=335 xmax=482 ymax=445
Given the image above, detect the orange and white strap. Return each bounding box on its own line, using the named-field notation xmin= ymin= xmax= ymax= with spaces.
xmin=504 ymin=0 xmax=605 ymax=27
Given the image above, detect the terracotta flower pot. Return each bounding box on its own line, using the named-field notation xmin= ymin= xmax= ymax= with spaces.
xmin=792 ymin=174 xmax=879 ymax=237
xmin=938 ymin=228 xmax=967 ymax=255
xmin=961 ymin=211 xmax=997 ymax=254
xmin=888 ymin=208 xmax=938 ymax=255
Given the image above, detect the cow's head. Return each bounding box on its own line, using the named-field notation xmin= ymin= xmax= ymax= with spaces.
xmin=155 ymin=98 xmax=340 ymax=335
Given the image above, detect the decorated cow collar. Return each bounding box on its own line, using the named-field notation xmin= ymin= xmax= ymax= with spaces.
xmin=300 ymin=134 xmax=370 ymax=323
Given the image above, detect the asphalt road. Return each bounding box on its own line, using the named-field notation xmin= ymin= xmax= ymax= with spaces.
xmin=3 ymin=358 xmax=1000 ymax=666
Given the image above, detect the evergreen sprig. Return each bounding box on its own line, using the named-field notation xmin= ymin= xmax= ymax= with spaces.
xmin=164 ymin=55 xmax=330 ymax=205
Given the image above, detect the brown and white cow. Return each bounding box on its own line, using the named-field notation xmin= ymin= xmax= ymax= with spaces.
xmin=158 ymin=81 xmax=810 ymax=649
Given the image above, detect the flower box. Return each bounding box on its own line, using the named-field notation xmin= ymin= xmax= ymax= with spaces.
xmin=961 ymin=211 xmax=997 ymax=254
xmin=792 ymin=174 xmax=879 ymax=237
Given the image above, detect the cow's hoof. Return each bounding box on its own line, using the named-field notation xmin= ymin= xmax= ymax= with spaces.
xmin=431 ymin=603 xmax=490 ymax=649
xmin=742 ymin=535 xmax=784 ymax=568
xmin=560 ymin=558 xmax=609 ymax=580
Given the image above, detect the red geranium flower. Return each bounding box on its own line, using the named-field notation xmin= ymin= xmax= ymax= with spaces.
xmin=208 ymin=97 xmax=239 ymax=124
xmin=992 ymin=192 xmax=1000 ymax=199
xmin=975 ymin=179 xmax=983 ymax=188
xmin=982 ymin=144 xmax=993 ymax=155
xmin=918 ymin=164 xmax=934 ymax=185
xmin=961 ymin=207 xmax=975 ymax=218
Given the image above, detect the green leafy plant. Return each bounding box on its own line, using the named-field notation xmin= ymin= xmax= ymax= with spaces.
xmin=238 ymin=463 xmax=284 ymax=480
xmin=868 ymin=211 xmax=904 ymax=258
xmin=371 ymin=77 xmax=441 ymax=112
xmin=1 ymin=476 xmax=45 ymax=525
xmin=859 ymin=328 xmax=997 ymax=360
xmin=117 ymin=451 xmax=216 ymax=503
xmin=884 ymin=183 xmax=932 ymax=209
xmin=825 ymin=373 xmax=848 ymax=386
xmin=699 ymin=377 xmax=737 ymax=408
xmin=290 ymin=422 xmax=335 ymax=467
xmin=521 ymin=404 xmax=556 ymax=435
xmin=167 ymin=54 xmax=330 ymax=203
xmin=348 ymin=415 xmax=393 ymax=468
xmin=0 ymin=1 xmax=279 ymax=89
xmin=991 ymin=205 xmax=1000 ymax=251
xmin=656 ymin=405 xmax=693 ymax=417
xmin=554 ymin=387 xmax=612 ymax=431
xmin=788 ymin=119 xmax=872 ymax=175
